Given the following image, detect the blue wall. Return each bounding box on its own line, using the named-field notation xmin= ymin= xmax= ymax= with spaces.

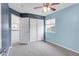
xmin=1 ymin=3 xmax=11 ymax=50
xmin=46 ymin=4 xmax=79 ymax=52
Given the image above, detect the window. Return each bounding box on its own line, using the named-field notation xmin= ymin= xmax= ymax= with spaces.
xmin=46 ymin=18 xmax=56 ymax=33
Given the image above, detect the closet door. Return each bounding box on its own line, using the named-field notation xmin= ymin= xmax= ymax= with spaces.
xmin=37 ymin=20 xmax=44 ymax=40
xmin=11 ymin=14 xmax=20 ymax=46
xmin=30 ymin=18 xmax=37 ymax=42
xmin=20 ymin=18 xmax=29 ymax=43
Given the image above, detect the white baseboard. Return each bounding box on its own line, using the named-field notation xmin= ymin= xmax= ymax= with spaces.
xmin=29 ymin=40 xmax=44 ymax=43
xmin=45 ymin=40 xmax=79 ymax=54
xmin=6 ymin=46 xmax=12 ymax=56
xmin=0 ymin=54 xmax=2 ymax=56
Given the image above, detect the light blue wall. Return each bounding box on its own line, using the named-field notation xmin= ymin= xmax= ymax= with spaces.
xmin=1 ymin=3 xmax=11 ymax=50
xmin=45 ymin=4 xmax=79 ymax=52
xmin=46 ymin=33 xmax=56 ymax=42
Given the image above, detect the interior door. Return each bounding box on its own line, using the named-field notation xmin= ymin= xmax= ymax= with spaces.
xmin=30 ymin=18 xmax=37 ymax=42
xmin=20 ymin=18 xmax=29 ymax=43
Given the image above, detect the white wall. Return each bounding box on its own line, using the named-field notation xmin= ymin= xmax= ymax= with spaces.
xmin=11 ymin=14 xmax=20 ymax=45
xmin=0 ymin=3 xmax=1 ymax=49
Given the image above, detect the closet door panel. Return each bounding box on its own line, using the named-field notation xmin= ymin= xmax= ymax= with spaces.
xmin=11 ymin=14 xmax=20 ymax=45
xmin=37 ymin=20 xmax=44 ymax=40
xmin=30 ymin=18 xmax=37 ymax=42
xmin=20 ymin=18 xmax=29 ymax=43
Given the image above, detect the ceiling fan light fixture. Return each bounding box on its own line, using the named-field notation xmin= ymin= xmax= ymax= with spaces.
xmin=43 ymin=6 xmax=48 ymax=12
xmin=34 ymin=3 xmax=59 ymax=12
xmin=47 ymin=7 xmax=51 ymax=11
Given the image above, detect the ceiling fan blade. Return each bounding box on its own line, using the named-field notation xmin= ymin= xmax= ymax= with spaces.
xmin=43 ymin=3 xmax=49 ymax=6
xmin=50 ymin=7 xmax=56 ymax=11
xmin=34 ymin=6 xmax=43 ymax=9
xmin=51 ymin=3 xmax=60 ymax=6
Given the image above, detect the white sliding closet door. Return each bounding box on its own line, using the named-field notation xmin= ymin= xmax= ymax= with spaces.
xmin=37 ymin=20 xmax=44 ymax=40
xmin=11 ymin=14 xmax=20 ymax=46
xmin=20 ymin=18 xmax=29 ymax=43
xmin=0 ymin=3 xmax=1 ymax=49
xmin=30 ymin=18 xmax=44 ymax=42
xmin=30 ymin=18 xmax=37 ymax=42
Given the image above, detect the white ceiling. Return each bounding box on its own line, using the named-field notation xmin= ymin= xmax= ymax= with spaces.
xmin=8 ymin=3 xmax=75 ymax=16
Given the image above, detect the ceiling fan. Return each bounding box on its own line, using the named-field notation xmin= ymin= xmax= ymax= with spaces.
xmin=34 ymin=3 xmax=60 ymax=12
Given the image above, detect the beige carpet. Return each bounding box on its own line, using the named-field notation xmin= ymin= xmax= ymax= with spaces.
xmin=9 ymin=41 xmax=79 ymax=56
